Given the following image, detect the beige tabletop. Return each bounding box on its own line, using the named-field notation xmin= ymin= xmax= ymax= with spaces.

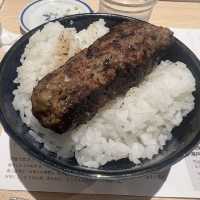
xmin=0 ymin=0 xmax=200 ymax=200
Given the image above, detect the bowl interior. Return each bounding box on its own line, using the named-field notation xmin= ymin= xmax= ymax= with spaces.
xmin=0 ymin=14 xmax=200 ymax=180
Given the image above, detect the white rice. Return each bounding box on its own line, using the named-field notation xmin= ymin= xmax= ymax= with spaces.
xmin=13 ymin=20 xmax=196 ymax=168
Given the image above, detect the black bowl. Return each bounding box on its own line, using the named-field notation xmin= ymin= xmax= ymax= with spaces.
xmin=0 ymin=13 xmax=200 ymax=180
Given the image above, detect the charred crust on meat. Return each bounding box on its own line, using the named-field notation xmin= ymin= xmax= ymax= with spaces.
xmin=86 ymin=46 xmax=99 ymax=59
xmin=31 ymin=20 xmax=174 ymax=133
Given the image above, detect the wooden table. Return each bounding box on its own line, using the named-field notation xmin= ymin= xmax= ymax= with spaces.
xmin=0 ymin=0 xmax=200 ymax=199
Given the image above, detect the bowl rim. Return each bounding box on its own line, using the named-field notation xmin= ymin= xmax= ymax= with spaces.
xmin=1 ymin=13 xmax=200 ymax=180
xmin=18 ymin=0 xmax=94 ymax=33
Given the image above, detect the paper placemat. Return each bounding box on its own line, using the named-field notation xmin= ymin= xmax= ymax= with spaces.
xmin=0 ymin=28 xmax=200 ymax=198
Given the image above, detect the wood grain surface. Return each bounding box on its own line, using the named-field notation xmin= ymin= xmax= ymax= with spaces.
xmin=0 ymin=0 xmax=200 ymax=199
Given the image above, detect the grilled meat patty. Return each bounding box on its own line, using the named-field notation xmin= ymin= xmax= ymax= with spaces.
xmin=31 ymin=20 xmax=174 ymax=133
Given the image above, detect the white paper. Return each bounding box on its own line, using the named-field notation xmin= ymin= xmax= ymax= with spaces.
xmin=0 ymin=28 xmax=21 ymax=52
xmin=0 ymin=28 xmax=200 ymax=198
xmin=186 ymin=145 xmax=200 ymax=191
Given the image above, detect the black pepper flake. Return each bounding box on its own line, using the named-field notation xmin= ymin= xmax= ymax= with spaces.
xmin=103 ymin=57 xmax=111 ymax=66
xmin=112 ymin=39 xmax=121 ymax=49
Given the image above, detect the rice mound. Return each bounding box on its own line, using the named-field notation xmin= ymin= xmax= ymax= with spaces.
xmin=13 ymin=20 xmax=195 ymax=168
